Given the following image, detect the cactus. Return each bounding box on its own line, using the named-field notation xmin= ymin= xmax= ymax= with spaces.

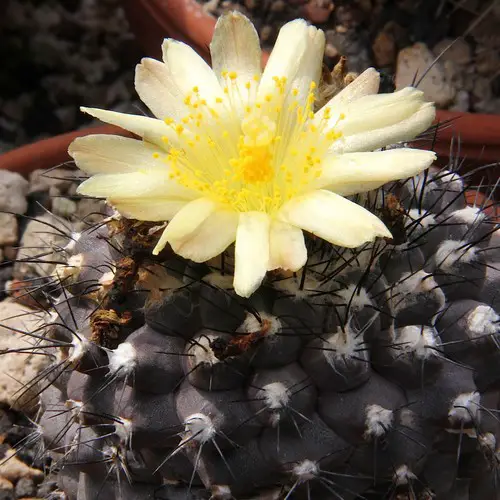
xmin=7 ymin=11 xmax=500 ymax=500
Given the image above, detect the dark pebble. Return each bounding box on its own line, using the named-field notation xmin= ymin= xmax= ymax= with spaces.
xmin=14 ymin=477 xmax=36 ymax=498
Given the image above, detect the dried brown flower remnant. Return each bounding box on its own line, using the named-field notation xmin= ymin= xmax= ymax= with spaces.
xmin=90 ymin=308 xmax=132 ymax=348
xmin=211 ymin=318 xmax=272 ymax=360
xmin=377 ymin=193 xmax=408 ymax=245
xmin=316 ymin=56 xmax=359 ymax=110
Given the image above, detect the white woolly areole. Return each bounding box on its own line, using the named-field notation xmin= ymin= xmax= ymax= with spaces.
xmin=263 ymin=382 xmax=290 ymax=410
xmin=450 ymin=206 xmax=485 ymax=225
xmin=65 ymin=399 xmax=83 ymax=423
xmin=467 ymin=305 xmax=500 ymax=338
xmin=435 ymin=240 xmax=477 ymax=270
xmin=108 ymin=342 xmax=136 ymax=376
xmin=190 ymin=333 xmax=224 ymax=365
xmin=63 ymin=232 xmax=81 ymax=253
xmin=334 ymin=283 xmax=373 ymax=310
xmin=364 ymin=404 xmax=394 ymax=439
xmin=184 ymin=413 xmax=216 ymax=444
xmin=439 ymin=169 xmax=463 ymax=192
xmin=293 ymin=459 xmax=319 ymax=482
xmin=68 ymin=336 xmax=87 ymax=364
xmin=323 ymin=325 xmax=363 ymax=361
xmin=115 ymin=418 xmax=132 ymax=445
xmin=406 ymin=209 xmax=436 ymax=230
xmin=241 ymin=312 xmax=281 ymax=338
xmin=393 ymin=465 xmax=416 ymax=485
xmin=397 ymin=326 xmax=439 ymax=359
xmin=102 ymin=445 xmax=119 ymax=460
xmin=448 ymin=392 xmax=480 ymax=425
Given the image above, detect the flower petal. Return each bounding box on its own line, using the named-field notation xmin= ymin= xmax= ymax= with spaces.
xmin=135 ymin=58 xmax=191 ymax=121
xmin=268 ymin=220 xmax=307 ymax=272
xmin=257 ymin=19 xmax=325 ymax=112
xmin=76 ymin=172 xmax=198 ymax=200
xmin=111 ymin=198 xmax=187 ymax=222
xmin=168 ymin=210 xmax=238 ymax=263
xmin=161 ymin=40 xmax=224 ymax=108
xmin=316 ymin=148 xmax=437 ymax=196
xmin=81 ymin=107 xmax=173 ymax=147
xmin=69 ymin=135 xmax=165 ymax=175
xmin=278 ymin=190 xmax=392 ymax=248
xmin=152 ymin=197 xmax=216 ymax=255
xmin=234 ymin=212 xmax=271 ymax=298
xmin=210 ymin=12 xmax=262 ymax=116
xmin=338 ymin=88 xmax=428 ymax=136
xmin=333 ymin=102 xmax=436 ymax=153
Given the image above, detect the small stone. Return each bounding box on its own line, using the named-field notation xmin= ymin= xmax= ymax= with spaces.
xmin=14 ymin=477 xmax=36 ymax=498
xmin=270 ymin=0 xmax=286 ymax=12
xmin=395 ymin=42 xmax=456 ymax=108
xmin=0 ymin=446 xmax=44 ymax=483
xmin=260 ymin=25 xmax=273 ymax=43
xmin=0 ymin=171 xmax=29 ymax=215
xmin=0 ymin=214 xmax=18 ymax=247
xmin=13 ymin=213 xmax=74 ymax=280
xmin=472 ymin=76 xmax=493 ymax=101
xmin=202 ymin=0 xmax=220 ymax=14
xmin=449 ymin=90 xmax=470 ymax=112
xmin=325 ymin=42 xmax=339 ymax=59
xmin=0 ymin=477 xmax=14 ymax=500
xmin=442 ymin=60 xmax=462 ymax=87
xmin=36 ymin=478 xmax=58 ymax=497
xmin=51 ymin=197 xmax=77 ymax=218
xmin=433 ymin=38 xmax=471 ymax=66
xmin=28 ymin=168 xmax=77 ymax=195
xmin=303 ymin=0 xmax=334 ymax=24
xmin=335 ymin=3 xmax=364 ymax=28
xmin=475 ymin=48 xmax=500 ymax=76
xmin=0 ymin=300 xmax=52 ymax=411
xmin=372 ymin=31 xmax=396 ymax=67
xmin=73 ymin=197 xmax=107 ymax=227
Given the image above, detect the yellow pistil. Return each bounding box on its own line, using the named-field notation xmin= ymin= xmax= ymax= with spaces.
xmin=158 ymin=75 xmax=343 ymax=214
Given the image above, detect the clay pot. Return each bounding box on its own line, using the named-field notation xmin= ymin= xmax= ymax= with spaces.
xmin=122 ymin=0 xmax=269 ymax=65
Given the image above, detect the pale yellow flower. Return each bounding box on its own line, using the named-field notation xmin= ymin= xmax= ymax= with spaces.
xmin=70 ymin=12 xmax=436 ymax=298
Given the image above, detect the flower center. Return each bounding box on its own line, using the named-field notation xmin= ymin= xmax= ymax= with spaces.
xmin=231 ymin=115 xmax=276 ymax=184
xmin=157 ymin=75 xmax=343 ymax=214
